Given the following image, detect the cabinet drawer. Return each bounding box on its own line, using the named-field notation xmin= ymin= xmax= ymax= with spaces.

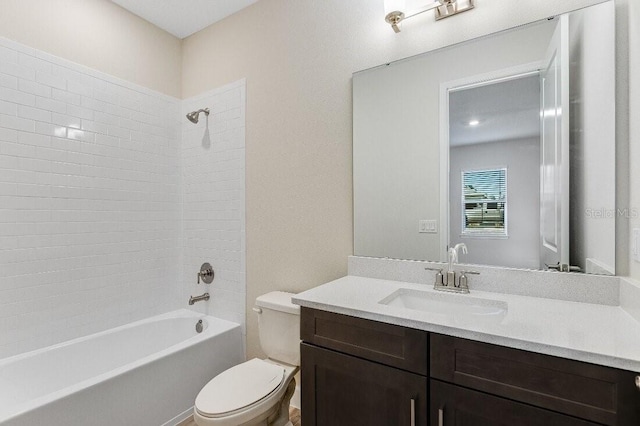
xmin=300 ymin=308 xmax=428 ymax=375
xmin=431 ymin=334 xmax=640 ymax=425
xmin=431 ymin=380 xmax=600 ymax=426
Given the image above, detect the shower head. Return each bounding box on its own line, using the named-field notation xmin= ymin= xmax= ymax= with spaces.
xmin=186 ymin=108 xmax=210 ymax=124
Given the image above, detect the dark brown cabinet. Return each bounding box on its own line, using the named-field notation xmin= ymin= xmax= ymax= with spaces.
xmin=301 ymin=343 xmax=428 ymax=426
xmin=301 ymin=307 xmax=640 ymax=426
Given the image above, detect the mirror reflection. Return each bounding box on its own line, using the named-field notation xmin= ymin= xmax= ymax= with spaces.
xmin=353 ymin=1 xmax=615 ymax=274
xmin=449 ymin=74 xmax=541 ymax=270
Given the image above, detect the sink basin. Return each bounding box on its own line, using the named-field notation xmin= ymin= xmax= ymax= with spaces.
xmin=379 ymin=289 xmax=507 ymax=323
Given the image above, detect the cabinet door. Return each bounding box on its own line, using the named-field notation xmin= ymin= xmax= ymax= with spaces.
xmin=301 ymin=343 xmax=428 ymax=426
xmin=431 ymin=380 xmax=600 ymax=426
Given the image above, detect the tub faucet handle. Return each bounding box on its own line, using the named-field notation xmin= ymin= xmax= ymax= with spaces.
xmin=197 ymin=263 xmax=214 ymax=284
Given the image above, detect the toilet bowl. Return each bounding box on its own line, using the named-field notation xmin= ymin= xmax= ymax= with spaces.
xmin=194 ymin=292 xmax=300 ymax=426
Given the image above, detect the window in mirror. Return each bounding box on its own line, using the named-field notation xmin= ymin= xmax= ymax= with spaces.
xmin=462 ymin=168 xmax=507 ymax=237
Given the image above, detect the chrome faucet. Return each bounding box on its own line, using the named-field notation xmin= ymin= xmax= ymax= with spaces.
xmin=426 ymin=243 xmax=478 ymax=294
xmin=445 ymin=243 xmax=466 ymax=285
xmin=449 ymin=243 xmax=467 ymax=268
xmin=189 ymin=293 xmax=210 ymax=305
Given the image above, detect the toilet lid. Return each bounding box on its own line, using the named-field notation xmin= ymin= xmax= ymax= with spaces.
xmin=195 ymin=358 xmax=285 ymax=416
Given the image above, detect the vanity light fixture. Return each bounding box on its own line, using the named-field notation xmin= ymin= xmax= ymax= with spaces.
xmin=469 ymin=119 xmax=480 ymax=126
xmin=384 ymin=0 xmax=475 ymax=33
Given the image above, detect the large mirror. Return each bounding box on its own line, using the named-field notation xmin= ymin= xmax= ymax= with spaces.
xmin=353 ymin=1 xmax=615 ymax=274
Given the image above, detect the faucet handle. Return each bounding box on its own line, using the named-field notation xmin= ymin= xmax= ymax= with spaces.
xmin=425 ymin=267 xmax=445 ymax=287
xmin=457 ymin=270 xmax=479 ymax=292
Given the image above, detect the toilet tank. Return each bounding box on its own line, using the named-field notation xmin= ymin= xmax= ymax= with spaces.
xmin=255 ymin=291 xmax=300 ymax=365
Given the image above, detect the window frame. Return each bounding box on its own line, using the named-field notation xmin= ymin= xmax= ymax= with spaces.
xmin=460 ymin=167 xmax=508 ymax=239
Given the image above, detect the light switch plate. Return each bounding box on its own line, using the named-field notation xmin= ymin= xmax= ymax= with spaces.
xmin=419 ymin=220 xmax=438 ymax=233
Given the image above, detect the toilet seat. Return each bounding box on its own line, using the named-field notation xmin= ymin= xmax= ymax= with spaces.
xmin=194 ymin=358 xmax=299 ymax=426
xmin=195 ymin=358 xmax=285 ymax=418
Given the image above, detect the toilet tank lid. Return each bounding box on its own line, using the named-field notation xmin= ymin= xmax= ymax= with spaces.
xmin=255 ymin=291 xmax=300 ymax=315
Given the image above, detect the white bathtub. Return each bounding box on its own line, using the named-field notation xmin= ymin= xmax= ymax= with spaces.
xmin=0 ymin=310 xmax=243 ymax=426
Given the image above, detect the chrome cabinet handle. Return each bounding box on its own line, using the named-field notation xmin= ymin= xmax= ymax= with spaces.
xmin=635 ymin=375 xmax=640 ymax=391
xmin=410 ymin=398 xmax=416 ymax=426
xmin=438 ymin=407 xmax=444 ymax=426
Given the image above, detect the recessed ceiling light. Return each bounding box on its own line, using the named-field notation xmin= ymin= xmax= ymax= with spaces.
xmin=469 ymin=120 xmax=480 ymax=126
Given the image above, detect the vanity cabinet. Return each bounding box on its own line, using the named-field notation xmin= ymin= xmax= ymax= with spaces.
xmin=300 ymin=308 xmax=640 ymax=426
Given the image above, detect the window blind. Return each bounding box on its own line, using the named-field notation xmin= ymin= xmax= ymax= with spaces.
xmin=462 ymin=168 xmax=507 ymax=234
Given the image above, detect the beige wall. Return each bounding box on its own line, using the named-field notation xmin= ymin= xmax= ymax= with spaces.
xmin=181 ymin=0 xmax=611 ymax=359
xmin=0 ymin=0 xmax=182 ymax=98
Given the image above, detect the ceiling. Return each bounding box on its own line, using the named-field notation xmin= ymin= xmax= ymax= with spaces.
xmin=449 ymin=75 xmax=541 ymax=147
xmin=110 ymin=0 xmax=260 ymax=39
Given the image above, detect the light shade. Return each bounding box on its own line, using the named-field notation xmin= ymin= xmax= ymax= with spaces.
xmin=384 ymin=0 xmax=406 ymax=15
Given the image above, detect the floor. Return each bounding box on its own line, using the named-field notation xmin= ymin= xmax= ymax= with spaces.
xmin=178 ymin=406 xmax=301 ymax=426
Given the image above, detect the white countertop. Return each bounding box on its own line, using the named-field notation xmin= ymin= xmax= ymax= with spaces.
xmin=292 ymin=275 xmax=640 ymax=373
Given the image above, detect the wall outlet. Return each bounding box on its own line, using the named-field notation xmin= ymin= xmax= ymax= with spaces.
xmin=634 ymin=229 xmax=640 ymax=263
xmin=419 ymin=220 xmax=438 ymax=233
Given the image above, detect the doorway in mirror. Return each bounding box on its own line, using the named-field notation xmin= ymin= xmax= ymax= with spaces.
xmin=448 ymin=73 xmax=542 ymax=270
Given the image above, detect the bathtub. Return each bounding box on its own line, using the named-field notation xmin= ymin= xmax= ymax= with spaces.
xmin=0 ymin=310 xmax=243 ymax=426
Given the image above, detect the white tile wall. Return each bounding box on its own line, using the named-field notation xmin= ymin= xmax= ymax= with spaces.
xmin=0 ymin=37 xmax=182 ymax=358
xmin=181 ymin=81 xmax=246 ymax=339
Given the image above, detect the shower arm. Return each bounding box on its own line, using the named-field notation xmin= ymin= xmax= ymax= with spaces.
xmin=186 ymin=108 xmax=210 ymax=124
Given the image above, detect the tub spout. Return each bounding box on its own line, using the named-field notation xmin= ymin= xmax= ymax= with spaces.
xmin=189 ymin=293 xmax=210 ymax=305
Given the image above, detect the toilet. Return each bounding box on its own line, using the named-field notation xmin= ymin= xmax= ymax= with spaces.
xmin=194 ymin=291 xmax=300 ymax=426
